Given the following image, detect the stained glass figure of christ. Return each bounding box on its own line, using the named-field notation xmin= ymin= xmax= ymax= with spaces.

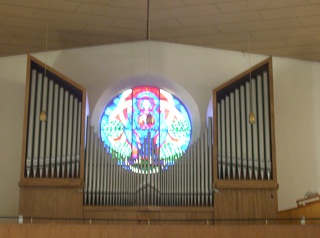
xmin=100 ymin=86 xmax=191 ymax=174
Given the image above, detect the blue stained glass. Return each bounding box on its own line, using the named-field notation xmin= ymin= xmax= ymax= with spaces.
xmin=100 ymin=86 xmax=191 ymax=174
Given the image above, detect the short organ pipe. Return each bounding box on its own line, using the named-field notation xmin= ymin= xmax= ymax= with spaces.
xmin=83 ymin=116 xmax=214 ymax=207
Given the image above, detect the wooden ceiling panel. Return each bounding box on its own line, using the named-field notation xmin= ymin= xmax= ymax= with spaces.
xmin=47 ymin=0 xmax=82 ymax=12
xmin=178 ymin=11 xmax=263 ymax=27
xmin=297 ymin=54 xmax=320 ymax=61
xmin=48 ymin=21 xmax=86 ymax=33
xmin=215 ymin=1 xmax=247 ymax=14
xmin=76 ymin=3 xmax=145 ymax=20
xmin=149 ymin=0 xmax=187 ymax=10
xmin=152 ymin=25 xmax=219 ymax=40
xmin=150 ymin=19 xmax=183 ymax=30
xmin=0 ymin=44 xmax=41 ymax=56
xmin=251 ymin=26 xmax=320 ymax=40
xmin=259 ymin=5 xmax=320 ymax=19
xmin=2 ymin=15 xmax=86 ymax=33
xmin=0 ymin=5 xmax=36 ymax=17
xmin=253 ymin=45 xmax=315 ymax=56
xmin=0 ymin=36 xmax=12 ymax=44
xmin=0 ymin=0 xmax=81 ymax=11
xmin=215 ymin=0 xmax=309 ymax=13
xmin=216 ymin=19 xmax=302 ymax=33
xmin=111 ymin=18 xmax=146 ymax=31
xmin=176 ymin=32 xmax=250 ymax=46
xmin=0 ymin=0 xmax=319 ymax=62
xmin=1 ymin=16 xmax=46 ymax=30
xmin=81 ymin=25 xmax=145 ymax=40
xmin=0 ymin=25 xmax=42 ymax=38
xmin=182 ymin=0 xmax=215 ymax=6
xmin=68 ymin=0 xmax=114 ymax=5
xmin=299 ymin=15 xmax=320 ymax=26
xmin=109 ymin=0 xmax=150 ymax=10
xmin=248 ymin=0 xmax=309 ymax=10
xmin=214 ymin=39 xmax=288 ymax=52
xmin=44 ymin=31 xmax=123 ymax=45
xmin=308 ymin=44 xmax=320 ymax=53
xmin=307 ymin=0 xmax=320 ymax=3
xmin=30 ymin=9 xmax=115 ymax=27
xmin=0 ymin=0 xmax=48 ymax=9
xmin=8 ymin=37 xmax=68 ymax=50
xmin=151 ymin=4 xmax=220 ymax=20
xmin=284 ymin=36 xmax=320 ymax=47
xmin=90 ymin=0 xmax=114 ymax=5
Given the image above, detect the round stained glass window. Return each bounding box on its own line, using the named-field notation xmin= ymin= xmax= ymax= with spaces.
xmin=100 ymin=86 xmax=191 ymax=174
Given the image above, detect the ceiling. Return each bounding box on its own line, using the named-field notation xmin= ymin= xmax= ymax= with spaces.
xmin=0 ymin=0 xmax=320 ymax=62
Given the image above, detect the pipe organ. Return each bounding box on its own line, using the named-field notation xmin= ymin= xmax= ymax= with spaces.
xmin=212 ymin=58 xmax=277 ymax=220
xmin=213 ymin=58 xmax=276 ymax=187
xmin=22 ymin=57 xmax=85 ymax=179
xmin=19 ymin=56 xmax=277 ymax=221
xmin=216 ymin=70 xmax=272 ymax=181
xmin=84 ymin=117 xmax=213 ymax=207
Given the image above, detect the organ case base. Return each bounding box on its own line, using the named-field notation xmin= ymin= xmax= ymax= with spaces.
xmin=83 ymin=206 xmax=214 ymax=224
xmin=19 ymin=179 xmax=83 ymax=219
xmin=213 ymin=188 xmax=278 ymax=220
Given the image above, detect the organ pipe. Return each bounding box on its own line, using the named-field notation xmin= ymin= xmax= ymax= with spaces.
xmin=24 ymin=58 xmax=83 ymax=179
xmin=215 ymin=62 xmax=273 ymax=182
xmin=83 ymin=116 xmax=214 ymax=207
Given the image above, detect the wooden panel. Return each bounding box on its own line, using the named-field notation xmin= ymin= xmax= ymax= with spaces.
xmin=19 ymin=178 xmax=83 ymax=187
xmin=278 ymin=201 xmax=320 ymax=224
xmin=213 ymin=180 xmax=278 ymax=189
xmin=19 ymin=186 xmax=83 ymax=219
xmin=83 ymin=206 xmax=214 ymax=224
xmin=213 ymin=189 xmax=278 ymax=220
xmin=1 ymin=223 xmax=320 ymax=238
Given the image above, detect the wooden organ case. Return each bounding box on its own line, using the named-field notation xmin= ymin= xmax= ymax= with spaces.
xmin=19 ymin=56 xmax=86 ymax=219
xmin=19 ymin=56 xmax=277 ymax=221
xmin=212 ymin=58 xmax=278 ymax=220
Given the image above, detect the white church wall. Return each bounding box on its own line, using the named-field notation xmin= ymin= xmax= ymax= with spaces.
xmin=273 ymin=57 xmax=320 ymax=210
xmin=0 ymin=55 xmax=27 ymax=216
